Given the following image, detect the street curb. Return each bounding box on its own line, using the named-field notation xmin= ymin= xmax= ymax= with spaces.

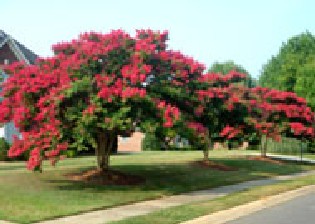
xmin=181 ymin=185 xmax=315 ymax=224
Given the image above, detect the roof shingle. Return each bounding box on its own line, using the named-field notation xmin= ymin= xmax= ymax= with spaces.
xmin=0 ymin=30 xmax=38 ymax=64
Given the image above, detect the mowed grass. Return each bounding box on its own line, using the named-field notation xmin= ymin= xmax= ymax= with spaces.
xmin=0 ymin=150 xmax=314 ymax=223
xmin=305 ymin=153 xmax=315 ymax=160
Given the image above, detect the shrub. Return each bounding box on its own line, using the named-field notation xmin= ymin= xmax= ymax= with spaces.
xmin=142 ymin=133 xmax=161 ymax=151
xmin=66 ymin=149 xmax=77 ymax=158
xmin=0 ymin=137 xmax=10 ymax=161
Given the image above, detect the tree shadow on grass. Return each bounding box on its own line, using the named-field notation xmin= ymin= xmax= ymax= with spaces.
xmin=45 ymin=157 xmax=312 ymax=194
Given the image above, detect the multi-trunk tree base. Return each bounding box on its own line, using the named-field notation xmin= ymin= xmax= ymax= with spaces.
xmin=66 ymin=169 xmax=145 ymax=185
xmin=95 ymin=131 xmax=118 ymax=172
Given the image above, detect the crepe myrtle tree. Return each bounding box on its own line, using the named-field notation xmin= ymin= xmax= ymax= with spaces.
xmin=190 ymin=71 xmax=250 ymax=161
xmin=138 ymin=38 xmax=254 ymax=159
xmin=0 ymin=30 xmax=209 ymax=171
xmin=229 ymin=87 xmax=315 ymax=157
xmin=149 ymin=68 xmax=251 ymax=162
xmin=194 ymin=66 xmax=314 ymax=158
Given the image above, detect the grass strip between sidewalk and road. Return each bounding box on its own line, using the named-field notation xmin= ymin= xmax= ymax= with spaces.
xmin=110 ymin=174 xmax=315 ymax=224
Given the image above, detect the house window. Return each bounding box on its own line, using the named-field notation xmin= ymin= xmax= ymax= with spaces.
xmin=119 ymin=136 xmax=129 ymax=143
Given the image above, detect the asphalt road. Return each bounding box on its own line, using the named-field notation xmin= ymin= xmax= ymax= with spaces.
xmin=227 ymin=191 xmax=315 ymax=224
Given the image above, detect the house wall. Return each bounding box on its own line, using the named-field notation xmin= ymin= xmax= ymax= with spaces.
xmin=118 ymin=132 xmax=144 ymax=152
xmin=0 ymin=127 xmax=4 ymax=138
xmin=213 ymin=141 xmax=249 ymax=150
xmin=0 ymin=71 xmax=20 ymax=143
xmin=4 ymin=122 xmax=19 ymax=143
xmin=0 ymin=43 xmax=18 ymax=65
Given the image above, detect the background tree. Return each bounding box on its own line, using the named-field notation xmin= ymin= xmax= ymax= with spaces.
xmin=209 ymin=60 xmax=257 ymax=88
xmin=259 ymin=31 xmax=315 ymax=108
xmin=294 ymin=56 xmax=315 ymax=109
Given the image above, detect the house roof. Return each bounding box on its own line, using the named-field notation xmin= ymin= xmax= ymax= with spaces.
xmin=0 ymin=30 xmax=38 ymax=64
xmin=0 ymin=30 xmax=7 ymax=46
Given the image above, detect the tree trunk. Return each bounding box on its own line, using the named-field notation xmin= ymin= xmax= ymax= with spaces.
xmin=203 ymin=148 xmax=209 ymax=162
xmin=111 ymin=134 xmax=118 ymax=154
xmin=260 ymin=135 xmax=268 ymax=157
xmin=203 ymin=137 xmax=212 ymax=162
xmin=228 ymin=141 xmax=232 ymax=150
xmin=95 ymin=131 xmax=115 ymax=171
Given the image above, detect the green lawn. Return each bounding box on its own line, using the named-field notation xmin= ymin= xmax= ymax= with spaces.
xmin=305 ymin=153 xmax=315 ymax=160
xmin=0 ymin=150 xmax=314 ymax=223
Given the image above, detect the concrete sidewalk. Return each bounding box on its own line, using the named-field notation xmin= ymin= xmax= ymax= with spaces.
xmin=32 ymin=170 xmax=315 ymax=224
xmin=267 ymin=153 xmax=315 ymax=164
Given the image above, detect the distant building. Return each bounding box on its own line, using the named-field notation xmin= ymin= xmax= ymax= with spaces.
xmin=0 ymin=30 xmax=38 ymax=143
xmin=118 ymin=132 xmax=145 ymax=152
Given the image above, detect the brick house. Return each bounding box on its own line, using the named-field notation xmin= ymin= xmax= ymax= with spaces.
xmin=118 ymin=132 xmax=144 ymax=152
xmin=0 ymin=30 xmax=38 ymax=143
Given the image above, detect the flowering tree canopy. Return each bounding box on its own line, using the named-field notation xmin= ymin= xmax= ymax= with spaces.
xmin=0 ymin=30 xmax=206 ymax=171
xmin=182 ymin=71 xmax=250 ymax=160
xmin=214 ymin=86 xmax=315 ymax=156
xmin=247 ymin=87 xmax=315 ymax=155
xmin=0 ymin=29 xmax=314 ymax=171
xmin=190 ymin=74 xmax=315 ymax=157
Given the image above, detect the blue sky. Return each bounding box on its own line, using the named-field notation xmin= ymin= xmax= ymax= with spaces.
xmin=1 ymin=0 xmax=314 ymax=78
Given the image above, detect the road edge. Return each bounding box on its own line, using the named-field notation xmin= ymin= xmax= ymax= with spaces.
xmin=181 ymin=185 xmax=315 ymax=224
